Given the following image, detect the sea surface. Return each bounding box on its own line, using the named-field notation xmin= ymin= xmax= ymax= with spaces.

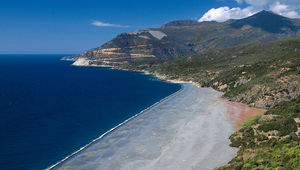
xmin=0 ymin=55 xmax=180 ymax=170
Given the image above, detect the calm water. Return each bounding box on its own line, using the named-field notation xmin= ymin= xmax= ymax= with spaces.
xmin=0 ymin=55 xmax=180 ymax=170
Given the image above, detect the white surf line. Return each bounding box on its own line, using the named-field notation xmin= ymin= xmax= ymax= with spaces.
xmin=46 ymin=83 xmax=185 ymax=170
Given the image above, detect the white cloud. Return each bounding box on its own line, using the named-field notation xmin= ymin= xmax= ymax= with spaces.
xmin=199 ymin=6 xmax=256 ymax=22
xmin=91 ymin=20 xmax=129 ymax=28
xmin=242 ymin=0 xmax=300 ymax=18
xmin=269 ymin=1 xmax=300 ymax=18
xmin=284 ymin=11 xmax=300 ymax=18
xmin=199 ymin=0 xmax=300 ymax=22
xmin=270 ymin=2 xmax=289 ymax=13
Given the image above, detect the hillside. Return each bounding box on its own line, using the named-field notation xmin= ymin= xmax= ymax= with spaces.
xmin=122 ymin=36 xmax=300 ymax=168
xmin=131 ymin=37 xmax=300 ymax=109
xmin=127 ymin=36 xmax=300 ymax=170
xmin=70 ymin=11 xmax=300 ymax=67
xmin=67 ymin=11 xmax=300 ymax=169
xmin=218 ymin=97 xmax=300 ymax=169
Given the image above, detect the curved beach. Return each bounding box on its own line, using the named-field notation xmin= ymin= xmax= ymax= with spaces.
xmin=51 ymin=83 xmax=248 ymax=170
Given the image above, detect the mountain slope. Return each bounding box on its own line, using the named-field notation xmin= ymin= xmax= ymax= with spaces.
xmin=133 ymin=37 xmax=300 ymax=109
xmin=132 ymin=37 xmax=300 ymax=169
xmin=218 ymin=97 xmax=300 ymax=169
xmin=72 ymin=11 xmax=300 ymax=67
xmin=230 ymin=10 xmax=298 ymax=33
xmin=67 ymin=11 xmax=300 ymax=169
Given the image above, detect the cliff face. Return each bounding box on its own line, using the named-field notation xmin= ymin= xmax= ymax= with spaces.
xmin=75 ymin=11 xmax=300 ymax=67
xmin=79 ymin=28 xmax=196 ymax=66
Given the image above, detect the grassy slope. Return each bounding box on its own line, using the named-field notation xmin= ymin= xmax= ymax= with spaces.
xmin=134 ymin=37 xmax=300 ymax=109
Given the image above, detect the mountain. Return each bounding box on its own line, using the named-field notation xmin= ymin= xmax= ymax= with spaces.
xmin=136 ymin=37 xmax=300 ymax=169
xmin=67 ymin=10 xmax=300 ymax=169
xmin=143 ymin=37 xmax=300 ymax=109
xmin=230 ymin=10 xmax=299 ymax=33
xmin=70 ymin=10 xmax=300 ymax=67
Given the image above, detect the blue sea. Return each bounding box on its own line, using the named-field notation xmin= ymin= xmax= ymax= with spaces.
xmin=0 ymin=55 xmax=180 ymax=170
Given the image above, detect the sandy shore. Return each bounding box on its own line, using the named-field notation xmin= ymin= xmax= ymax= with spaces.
xmin=50 ymin=83 xmax=258 ymax=170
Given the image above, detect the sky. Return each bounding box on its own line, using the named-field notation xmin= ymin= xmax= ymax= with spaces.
xmin=0 ymin=0 xmax=299 ymax=54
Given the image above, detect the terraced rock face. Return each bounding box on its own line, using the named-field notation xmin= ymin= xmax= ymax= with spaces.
xmin=79 ymin=29 xmax=195 ymax=66
xmin=73 ymin=11 xmax=300 ymax=67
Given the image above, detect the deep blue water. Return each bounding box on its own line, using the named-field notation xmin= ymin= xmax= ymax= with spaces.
xmin=0 ymin=55 xmax=180 ymax=170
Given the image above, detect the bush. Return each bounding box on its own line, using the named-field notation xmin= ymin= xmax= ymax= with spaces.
xmin=258 ymin=117 xmax=297 ymax=136
xmin=230 ymin=127 xmax=256 ymax=147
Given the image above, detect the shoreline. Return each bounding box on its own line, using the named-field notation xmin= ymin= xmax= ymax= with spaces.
xmin=70 ymin=61 xmax=267 ymax=130
xmin=50 ymin=83 xmax=243 ymax=169
xmin=47 ymin=82 xmax=184 ymax=169
xmin=52 ymin=61 xmax=266 ymax=169
xmin=70 ymin=61 xmax=206 ymax=90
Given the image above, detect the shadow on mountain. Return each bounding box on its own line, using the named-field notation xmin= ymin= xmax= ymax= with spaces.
xmin=230 ymin=10 xmax=298 ymax=33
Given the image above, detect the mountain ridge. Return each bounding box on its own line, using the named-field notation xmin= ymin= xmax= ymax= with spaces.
xmin=66 ymin=10 xmax=300 ymax=169
xmin=68 ymin=10 xmax=300 ymax=67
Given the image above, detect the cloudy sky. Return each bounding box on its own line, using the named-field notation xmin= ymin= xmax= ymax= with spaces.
xmin=0 ymin=0 xmax=299 ymax=54
xmin=200 ymin=0 xmax=300 ymax=22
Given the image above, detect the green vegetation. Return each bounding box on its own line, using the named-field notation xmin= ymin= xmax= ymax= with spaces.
xmin=217 ymin=97 xmax=300 ymax=169
xmin=258 ymin=116 xmax=297 ymax=136
xmin=136 ymin=37 xmax=300 ymax=109
xmin=266 ymin=97 xmax=300 ymax=118
xmin=82 ymin=11 xmax=300 ymax=66
xmin=123 ymin=36 xmax=300 ymax=169
xmin=75 ymin=10 xmax=300 ymax=169
xmin=219 ymin=141 xmax=300 ymax=169
xmin=241 ymin=115 xmax=262 ymax=127
xmin=127 ymin=37 xmax=300 ymax=169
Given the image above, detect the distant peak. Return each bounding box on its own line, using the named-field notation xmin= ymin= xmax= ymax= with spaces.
xmin=253 ymin=10 xmax=281 ymax=17
xmin=258 ymin=10 xmax=270 ymax=13
xmin=230 ymin=10 xmax=297 ymax=33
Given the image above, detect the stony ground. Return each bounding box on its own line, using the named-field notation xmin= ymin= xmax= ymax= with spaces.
xmin=52 ymin=84 xmax=257 ymax=170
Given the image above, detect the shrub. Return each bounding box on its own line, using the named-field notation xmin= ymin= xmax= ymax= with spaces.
xmin=258 ymin=117 xmax=297 ymax=136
